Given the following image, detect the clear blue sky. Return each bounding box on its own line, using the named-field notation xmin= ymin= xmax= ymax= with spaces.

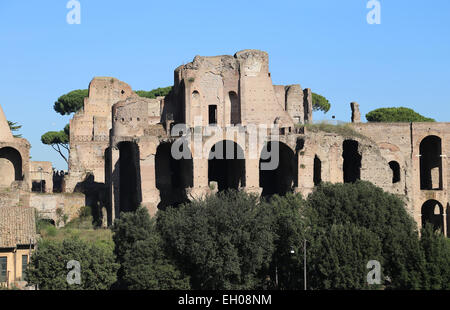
xmin=0 ymin=0 xmax=449 ymax=170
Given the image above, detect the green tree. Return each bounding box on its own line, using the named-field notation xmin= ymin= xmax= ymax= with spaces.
xmin=366 ymin=107 xmax=435 ymax=123
xmin=7 ymin=121 xmax=22 ymax=138
xmin=112 ymin=207 xmax=190 ymax=290
xmin=53 ymin=89 xmax=89 ymax=116
xmin=41 ymin=124 xmax=70 ymax=163
xmin=419 ymin=224 xmax=450 ymax=289
xmin=306 ymin=224 xmax=383 ymax=290
xmin=261 ymin=194 xmax=306 ymax=290
xmin=312 ymin=93 xmax=331 ymax=113
xmin=157 ymin=191 xmax=276 ymax=290
xmin=27 ymin=237 xmax=118 ymax=290
xmin=135 ymin=86 xmax=172 ymax=99
xmin=306 ymin=181 xmax=426 ymax=289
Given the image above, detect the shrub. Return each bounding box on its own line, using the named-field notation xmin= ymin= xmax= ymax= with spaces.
xmin=366 ymin=107 xmax=435 ymax=123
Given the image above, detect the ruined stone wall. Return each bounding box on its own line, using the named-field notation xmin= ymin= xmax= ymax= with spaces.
xmin=30 ymin=161 xmax=53 ymax=193
xmin=351 ymin=122 xmax=450 ymax=235
xmin=29 ymin=193 xmax=85 ymax=226
xmin=65 ymin=77 xmax=138 ymax=192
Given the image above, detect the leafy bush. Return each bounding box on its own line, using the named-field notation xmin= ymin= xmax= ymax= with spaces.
xmin=135 ymin=87 xmax=172 ymax=99
xmin=419 ymin=224 xmax=450 ymax=289
xmin=366 ymin=107 xmax=435 ymax=123
xmin=306 ymin=181 xmax=425 ymax=289
xmin=112 ymin=208 xmax=190 ymax=290
xmin=157 ymin=191 xmax=275 ymax=290
xmin=27 ymin=237 xmax=119 ymax=290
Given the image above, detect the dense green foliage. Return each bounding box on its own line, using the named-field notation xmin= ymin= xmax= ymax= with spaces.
xmin=157 ymin=191 xmax=275 ymax=290
xmin=419 ymin=224 xmax=450 ymax=289
xmin=312 ymin=93 xmax=331 ymax=113
xmin=28 ymin=182 xmax=449 ymax=290
xmin=366 ymin=107 xmax=435 ymax=123
xmin=306 ymin=181 xmax=425 ymax=289
xmin=27 ymin=237 xmax=118 ymax=290
xmin=135 ymin=87 xmax=172 ymax=99
xmin=307 ymin=224 xmax=383 ymax=289
xmin=112 ymin=208 xmax=190 ymax=290
xmin=53 ymin=89 xmax=89 ymax=116
xmin=7 ymin=120 xmax=22 ymax=138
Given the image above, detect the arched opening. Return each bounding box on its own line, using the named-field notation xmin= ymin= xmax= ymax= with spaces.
xmin=229 ymin=91 xmax=241 ymax=125
xmin=191 ymin=90 xmax=201 ymax=119
xmin=421 ymin=200 xmax=444 ymax=233
xmin=260 ymin=141 xmax=298 ymax=196
xmin=420 ymin=136 xmax=443 ymax=190
xmin=0 ymin=147 xmax=23 ymax=187
xmin=314 ymin=155 xmax=322 ymax=186
xmin=208 ymin=140 xmax=245 ymax=191
xmin=155 ymin=142 xmax=193 ymax=209
xmin=343 ymin=140 xmax=361 ymax=183
xmin=389 ymin=161 xmax=401 ymax=184
xmin=118 ymin=142 xmax=141 ymax=213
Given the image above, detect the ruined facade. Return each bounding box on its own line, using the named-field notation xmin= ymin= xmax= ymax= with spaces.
xmin=97 ymin=50 xmax=449 ymax=236
xmin=0 ymin=103 xmax=83 ymax=225
xmin=1 ymin=49 xmax=447 ymax=237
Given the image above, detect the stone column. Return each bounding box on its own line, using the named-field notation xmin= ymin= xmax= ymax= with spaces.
xmin=140 ymin=154 xmax=161 ymax=217
xmin=303 ymin=88 xmax=313 ymax=124
xmin=351 ymin=102 xmax=361 ymax=123
xmin=109 ymin=147 xmax=120 ymax=224
xmin=245 ymin=158 xmax=262 ymax=195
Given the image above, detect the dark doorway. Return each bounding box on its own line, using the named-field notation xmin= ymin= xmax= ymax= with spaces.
xmin=260 ymin=141 xmax=298 ymax=196
xmin=314 ymin=155 xmax=322 ymax=186
xmin=420 ymin=136 xmax=443 ymax=190
xmin=32 ymin=180 xmax=46 ymax=193
xmin=118 ymin=142 xmax=141 ymax=213
xmin=209 ymin=105 xmax=217 ymax=125
xmin=389 ymin=161 xmax=401 ymax=184
xmin=230 ymin=91 xmax=241 ymax=125
xmin=343 ymin=140 xmax=361 ymax=183
xmin=421 ymin=200 xmax=444 ymax=233
xmin=0 ymin=147 xmax=22 ymax=187
xmin=155 ymin=142 xmax=193 ymax=209
xmin=208 ymin=140 xmax=245 ymax=191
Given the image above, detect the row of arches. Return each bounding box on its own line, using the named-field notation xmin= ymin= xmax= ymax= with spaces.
xmin=116 ymin=139 xmax=366 ymax=213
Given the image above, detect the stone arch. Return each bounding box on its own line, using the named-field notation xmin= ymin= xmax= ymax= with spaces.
xmin=421 ymin=200 xmax=444 ymax=233
xmin=208 ymin=140 xmax=245 ymax=191
xmin=259 ymin=141 xmax=298 ymax=196
xmin=314 ymin=155 xmax=322 ymax=186
xmin=118 ymin=141 xmax=141 ymax=213
xmin=229 ymin=91 xmax=241 ymax=125
xmin=0 ymin=147 xmax=23 ymax=187
xmin=420 ymin=135 xmax=443 ymax=190
xmin=343 ymin=140 xmax=361 ymax=183
xmin=155 ymin=142 xmax=193 ymax=209
xmin=191 ymin=90 xmax=201 ymax=120
xmin=389 ymin=161 xmax=401 ymax=184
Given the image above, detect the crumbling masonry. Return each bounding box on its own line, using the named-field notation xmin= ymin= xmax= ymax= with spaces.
xmin=0 ymin=50 xmax=448 ymax=236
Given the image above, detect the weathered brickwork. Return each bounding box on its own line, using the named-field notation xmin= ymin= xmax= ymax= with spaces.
xmin=0 ymin=49 xmax=447 ymax=237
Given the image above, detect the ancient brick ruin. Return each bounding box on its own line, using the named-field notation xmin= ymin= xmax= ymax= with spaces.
xmin=0 ymin=49 xmax=448 ymax=236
